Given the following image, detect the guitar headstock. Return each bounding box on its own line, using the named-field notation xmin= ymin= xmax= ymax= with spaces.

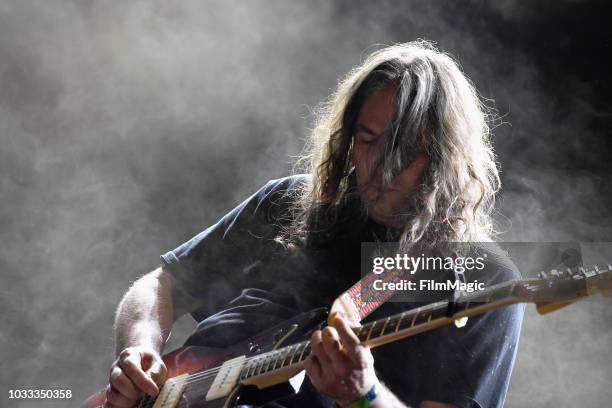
xmin=514 ymin=264 xmax=612 ymax=314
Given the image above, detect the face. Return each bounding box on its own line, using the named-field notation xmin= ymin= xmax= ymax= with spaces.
xmin=351 ymin=85 xmax=429 ymax=228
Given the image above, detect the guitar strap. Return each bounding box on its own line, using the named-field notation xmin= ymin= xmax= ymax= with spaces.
xmin=329 ymin=262 xmax=414 ymax=326
xmin=328 ymin=246 xmax=466 ymax=327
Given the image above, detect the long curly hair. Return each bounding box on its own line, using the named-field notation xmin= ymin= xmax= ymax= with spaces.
xmin=283 ymin=40 xmax=500 ymax=250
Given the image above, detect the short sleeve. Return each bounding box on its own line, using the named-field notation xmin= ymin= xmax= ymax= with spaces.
xmin=160 ymin=175 xmax=307 ymax=319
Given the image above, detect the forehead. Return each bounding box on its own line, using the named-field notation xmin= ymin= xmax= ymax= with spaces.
xmin=357 ymin=85 xmax=399 ymax=135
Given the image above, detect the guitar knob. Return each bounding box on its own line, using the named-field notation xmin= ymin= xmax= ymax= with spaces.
xmin=248 ymin=341 xmax=261 ymax=353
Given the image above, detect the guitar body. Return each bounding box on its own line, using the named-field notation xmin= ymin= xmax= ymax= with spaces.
xmin=81 ymin=308 xmax=328 ymax=408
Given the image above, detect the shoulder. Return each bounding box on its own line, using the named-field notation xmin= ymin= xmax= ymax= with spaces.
xmin=248 ymin=174 xmax=310 ymax=211
xmin=259 ymin=174 xmax=311 ymax=197
xmin=466 ymin=242 xmax=522 ymax=285
xmin=225 ymin=174 xmax=311 ymax=228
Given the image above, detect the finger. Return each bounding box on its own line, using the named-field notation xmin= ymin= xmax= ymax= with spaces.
xmin=310 ymin=330 xmax=333 ymax=368
xmin=330 ymin=310 xmax=360 ymax=328
xmin=119 ymin=354 xmax=159 ymax=396
xmin=105 ymin=385 xmax=135 ymax=408
xmin=110 ymin=366 xmax=143 ymax=400
xmin=145 ymin=358 xmax=168 ymax=386
xmin=322 ymin=326 xmax=353 ymax=378
xmin=333 ymin=316 xmax=362 ymax=361
xmin=303 ymin=354 xmax=323 ymax=382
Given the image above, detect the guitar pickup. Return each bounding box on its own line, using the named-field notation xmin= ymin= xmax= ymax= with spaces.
xmin=205 ymin=356 xmax=246 ymax=401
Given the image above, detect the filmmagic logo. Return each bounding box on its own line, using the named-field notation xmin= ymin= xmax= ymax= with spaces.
xmin=373 ymin=278 xmax=485 ymax=293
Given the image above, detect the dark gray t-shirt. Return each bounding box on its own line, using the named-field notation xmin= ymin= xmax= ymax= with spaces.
xmin=161 ymin=175 xmax=524 ymax=408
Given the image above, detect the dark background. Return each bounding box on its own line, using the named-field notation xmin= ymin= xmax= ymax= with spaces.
xmin=1 ymin=1 xmax=611 ymax=407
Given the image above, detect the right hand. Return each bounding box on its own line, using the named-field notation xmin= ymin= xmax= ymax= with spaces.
xmin=104 ymin=345 xmax=167 ymax=408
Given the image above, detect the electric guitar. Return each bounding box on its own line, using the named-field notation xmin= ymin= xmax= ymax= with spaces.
xmin=82 ymin=264 xmax=612 ymax=408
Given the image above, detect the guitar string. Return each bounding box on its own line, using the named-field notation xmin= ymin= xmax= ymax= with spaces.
xmin=135 ymin=344 xmax=313 ymax=407
xmin=139 ymin=305 xmax=438 ymax=407
xmin=141 ymin=267 xmax=608 ymax=403
xmin=153 ymin=297 xmax=466 ymax=389
xmin=156 ymin=280 xmax=537 ymax=391
xmin=175 ymin=300 xmax=453 ymax=386
xmin=181 ymin=342 xmax=312 ymax=385
xmin=176 ymin=311 xmax=417 ymax=387
xmin=143 ymin=287 xmax=496 ymax=397
xmin=159 ymin=305 xmax=429 ymax=389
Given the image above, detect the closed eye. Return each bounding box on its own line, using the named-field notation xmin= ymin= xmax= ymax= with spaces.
xmin=354 ymin=123 xmax=380 ymax=145
xmin=357 ymin=136 xmax=376 ymax=145
xmin=355 ymin=131 xmax=378 ymax=145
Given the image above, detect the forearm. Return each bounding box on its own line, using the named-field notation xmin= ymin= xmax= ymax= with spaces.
xmin=114 ymin=267 xmax=174 ymax=355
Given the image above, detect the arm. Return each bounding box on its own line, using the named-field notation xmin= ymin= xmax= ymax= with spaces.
xmin=114 ymin=267 xmax=174 ymax=355
xmin=105 ymin=267 xmax=178 ymax=408
xmin=304 ymin=312 xmax=456 ymax=408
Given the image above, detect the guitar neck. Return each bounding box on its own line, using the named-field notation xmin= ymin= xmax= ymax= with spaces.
xmin=240 ymin=262 xmax=612 ymax=389
xmin=240 ymin=279 xmax=522 ymax=385
xmin=82 ymin=264 xmax=611 ymax=407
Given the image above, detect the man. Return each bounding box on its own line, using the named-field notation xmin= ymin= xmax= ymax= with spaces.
xmin=104 ymin=41 xmax=523 ymax=408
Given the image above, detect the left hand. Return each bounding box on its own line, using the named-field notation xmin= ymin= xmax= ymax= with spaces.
xmin=304 ymin=312 xmax=378 ymax=406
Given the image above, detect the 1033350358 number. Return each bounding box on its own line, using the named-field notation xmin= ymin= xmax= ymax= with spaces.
xmin=8 ymin=389 xmax=72 ymax=399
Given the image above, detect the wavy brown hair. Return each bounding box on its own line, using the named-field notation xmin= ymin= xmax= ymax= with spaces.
xmin=283 ymin=41 xmax=500 ymax=250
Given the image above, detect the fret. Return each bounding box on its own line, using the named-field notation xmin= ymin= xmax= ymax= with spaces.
xmin=240 ymin=362 xmax=250 ymax=380
xmin=380 ymin=317 xmax=391 ymax=337
xmin=259 ymin=356 xmax=269 ymax=375
xmin=409 ymin=310 xmax=418 ymax=328
xmin=367 ymin=320 xmax=386 ymax=340
xmin=365 ymin=322 xmax=376 ymax=341
xmin=272 ymin=350 xmax=284 ymax=370
xmin=249 ymin=359 xmax=259 ymax=379
xmin=248 ymin=359 xmax=259 ymax=378
xmin=429 ymin=304 xmax=448 ymax=320
xmin=290 ymin=343 xmax=302 ymax=365
xmin=257 ymin=355 xmax=270 ymax=375
xmin=356 ymin=325 xmax=368 ymax=341
xmin=264 ymin=354 xmax=273 ymax=373
xmin=396 ymin=312 xmax=406 ymax=332
xmin=413 ymin=309 xmax=432 ymax=326
xmin=507 ymin=282 xmax=517 ymax=298
xmin=299 ymin=342 xmax=311 ymax=362
xmin=470 ymin=289 xmax=490 ymax=305
xmin=386 ymin=316 xmax=401 ymax=333
xmin=281 ymin=345 xmax=294 ymax=367
xmin=488 ymin=283 xmax=514 ymax=303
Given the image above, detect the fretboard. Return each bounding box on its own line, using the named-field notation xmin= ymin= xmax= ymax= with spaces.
xmin=239 ymin=279 xmax=521 ymax=382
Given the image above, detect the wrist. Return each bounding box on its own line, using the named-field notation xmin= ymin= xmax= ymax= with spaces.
xmin=334 ymin=381 xmax=379 ymax=408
